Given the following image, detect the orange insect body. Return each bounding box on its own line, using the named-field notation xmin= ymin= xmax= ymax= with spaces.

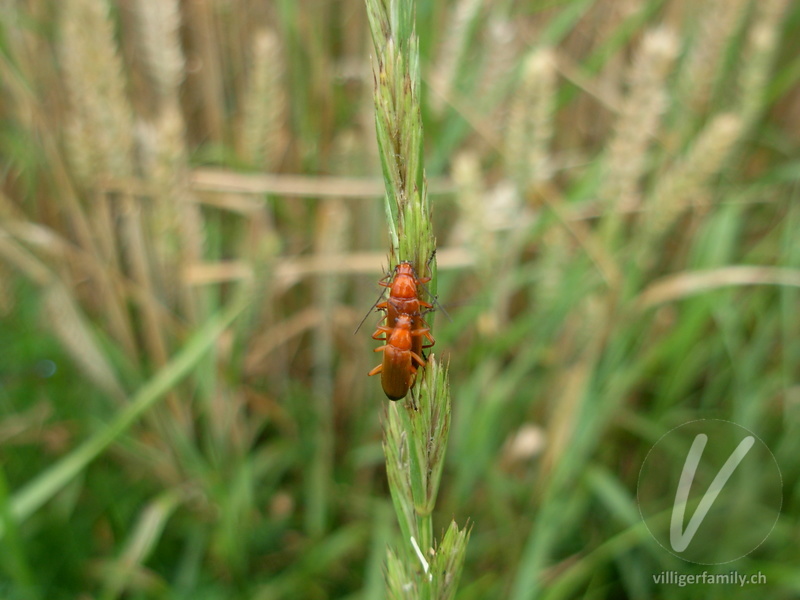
xmin=378 ymin=262 xmax=431 ymax=318
xmin=376 ymin=262 xmax=435 ymax=357
xmin=368 ymin=314 xmax=428 ymax=400
xmin=368 ymin=261 xmax=437 ymax=400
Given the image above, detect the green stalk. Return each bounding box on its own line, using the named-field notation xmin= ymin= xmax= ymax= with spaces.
xmin=364 ymin=0 xmax=469 ymax=598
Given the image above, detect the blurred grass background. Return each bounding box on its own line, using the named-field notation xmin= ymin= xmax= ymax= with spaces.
xmin=1 ymin=0 xmax=799 ymax=598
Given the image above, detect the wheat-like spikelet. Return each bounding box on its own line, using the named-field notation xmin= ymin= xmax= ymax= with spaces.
xmin=738 ymin=0 xmax=790 ymax=126
xmin=451 ymin=151 xmax=491 ymax=266
xmin=527 ymin=48 xmax=557 ymax=186
xmin=600 ymin=28 xmax=678 ymax=224
xmin=240 ymin=29 xmax=286 ymax=171
xmin=505 ymin=48 xmax=557 ymax=188
xmin=429 ymin=0 xmax=483 ymax=115
xmin=137 ymin=103 xmax=187 ymax=259
xmin=122 ymin=97 xmax=198 ymax=423
xmin=140 ymin=108 xmax=189 ymax=188
xmin=60 ymin=0 xmax=134 ymax=182
xmin=679 ymin=0 xmax=749 ymax=113
xmin=646 ymin=112 xmax=743 ymax=239
xmin=478 ymin=16 xmax=518 ymax=135
xmin=503 ymin=80 xmax=529 ymax=182
xmin=131 ymin=0 xmax=185 ymax=101
xmin=480 ymin=17 xmax=517 ymax=102
xmin=62 ymin=116 xmax=95 ymax=187
xmin=365 ymin=0 xmax=468 ymax=593
xmin=137 ymin=101 xmax=204 ymax=321
xmin=59 ymin=0 xmax=154 ymax=362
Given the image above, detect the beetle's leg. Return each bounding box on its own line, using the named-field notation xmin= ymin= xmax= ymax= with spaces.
xmin=421 ymin=330 xmax=435 ymax=349
xmin=410 ymin=350 xmax=426 ymax=368
xmin=371 ymin=326 xmax=392 ymax=340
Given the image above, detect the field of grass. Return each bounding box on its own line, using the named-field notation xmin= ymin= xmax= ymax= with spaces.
xmin=1 ymin=0 xmax=799 ymax=598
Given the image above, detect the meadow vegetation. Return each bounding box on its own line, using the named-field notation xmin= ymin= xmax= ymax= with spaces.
xmin=0 ymin=0 xmax=798 ymax=598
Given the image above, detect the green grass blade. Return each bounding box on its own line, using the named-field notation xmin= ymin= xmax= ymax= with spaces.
xmin=2 ymin=289 xmax=250 ymax=539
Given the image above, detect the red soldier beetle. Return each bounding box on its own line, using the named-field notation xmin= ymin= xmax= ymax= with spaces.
xmin=368 ymin=314 xmax=429 ymax=400
xmin=359 ymin=260 xmax=433 ymax=342
xmin=377 ymin=261 xmax=435 ymax=355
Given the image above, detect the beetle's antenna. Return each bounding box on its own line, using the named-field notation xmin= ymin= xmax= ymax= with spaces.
xmin=418 ymin=283 xmax=452 ymax=322
xmin=354 ymin=287 xmax=388 ymax=334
